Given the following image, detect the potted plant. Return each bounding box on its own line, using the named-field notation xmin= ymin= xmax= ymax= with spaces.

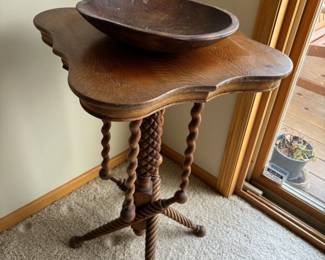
xmin=269 ymin=134 xmax=315 ymax=187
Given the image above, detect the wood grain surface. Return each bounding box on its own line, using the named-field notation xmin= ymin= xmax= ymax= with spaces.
xmin=76 ymin=0 xmax=239 ymax=52
xmin=34 ymin=8 xmax=293 ymax=121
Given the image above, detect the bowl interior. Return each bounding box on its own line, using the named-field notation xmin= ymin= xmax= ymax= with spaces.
xmin=77 ymin=0 xmax=234 ymax=36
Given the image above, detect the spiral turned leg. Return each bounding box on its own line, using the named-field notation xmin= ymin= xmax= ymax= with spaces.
xmin=163 ymin=208 xmax=206 ymax=237
xmin=69 ymin=120 xmax=142 ymax=248
xmin=120 ymin=119 xmax=142 ymax=223
xmin=159 ymin=103 xmax=206 ymax=242
xmin=161 ymin=103 xmax=204 ymax=209
xmin=99 ymin=120 xmax=127 ymax=191
xmin=69 ymin=217 xmax=129 ymax=248
xmin=179 ymin=103 xmax=204 ymax=193
xmin=99 ymin=120 xmax=112 ymax=180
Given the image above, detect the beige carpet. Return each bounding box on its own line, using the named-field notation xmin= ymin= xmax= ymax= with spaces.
xmin=0 ymin=159 xmax=323 ymax=260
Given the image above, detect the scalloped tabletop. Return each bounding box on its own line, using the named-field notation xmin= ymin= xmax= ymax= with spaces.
xmin=34 ymin=8 xmax=292 ymax=121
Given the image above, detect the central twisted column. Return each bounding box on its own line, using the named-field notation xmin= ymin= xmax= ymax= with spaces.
xmin=131 ymin=111 xmax=164 ymax=235
xmin=129 ymin=110 xmax=164 ymax=260
xmin=144 ymin=111 xmax=164 ymax=260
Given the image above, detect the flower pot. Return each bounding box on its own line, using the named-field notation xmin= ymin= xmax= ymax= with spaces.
xmin=270 ymin=134 xmax=313 ymax=182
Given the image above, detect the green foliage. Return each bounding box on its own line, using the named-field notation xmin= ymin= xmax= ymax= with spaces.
xmin=276 ymin=134 xmax=315 ymax=161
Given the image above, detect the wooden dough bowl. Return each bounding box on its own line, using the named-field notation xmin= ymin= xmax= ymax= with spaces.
xmin=76 ymin=0 xmax=239 ymax=52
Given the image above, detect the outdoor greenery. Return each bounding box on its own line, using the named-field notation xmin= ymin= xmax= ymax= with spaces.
xmin=276 ymin=134 xmax=315 ymax=161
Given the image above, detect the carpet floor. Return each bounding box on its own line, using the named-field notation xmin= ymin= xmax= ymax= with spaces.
xmin=0 ymin=159 xmax=324 ymax=260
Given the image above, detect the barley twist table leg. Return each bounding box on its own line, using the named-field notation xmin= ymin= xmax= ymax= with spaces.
xmin=99 ymin=120 xmax=127 ymax=191
xmin=120 ymin=119 xmax=142 ymax=223
xmin=160 ymin=103 xmax=206 ymax=240
xmin=99 ymin=120 xmax=111 ymax=180
xmin=69 ymin=120 xmax=142 ymax=248
xmin=163 ymin=207 xmax=206 ymax=237
xmin=179 ymin=103 xmax=204 ymax=193
xmin=164 ymin=103 xmax=204 ymax=205
xmin=69 ymin=217 xmax=130 ymax=248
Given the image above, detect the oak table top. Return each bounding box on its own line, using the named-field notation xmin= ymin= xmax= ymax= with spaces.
xmin=34 ymin=8 xmax=292 ymax=121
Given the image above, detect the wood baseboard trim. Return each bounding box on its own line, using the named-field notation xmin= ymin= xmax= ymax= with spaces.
xmin=161 ymin=144 xmax=217 ymax=190
xmin=0 ymin=150 xmax=128 ymax=232
xmin=237 ymin=189 xmax=325 ymax=251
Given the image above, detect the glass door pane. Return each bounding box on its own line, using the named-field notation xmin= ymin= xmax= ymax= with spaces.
xmin=264 ymin=9 xmax=325 ymax=211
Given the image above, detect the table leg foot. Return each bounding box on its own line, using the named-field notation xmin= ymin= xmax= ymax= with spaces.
xmin=163 ymin=207 xmax=206 ymax=237
xmin=69 ymin=236 xmax=83 ymax=249
xmin=193 ymin=225 xmax=206 ymax=237
xmin=133 ymin=228 xmax=146 ymax=236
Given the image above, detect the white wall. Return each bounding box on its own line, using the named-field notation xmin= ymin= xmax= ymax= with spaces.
xmin=0 ymin=1 xmax=129 ymax=218
xmin=163 ymin=0 xmax=261 ymax=176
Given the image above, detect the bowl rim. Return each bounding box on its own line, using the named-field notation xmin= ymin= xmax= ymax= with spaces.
xmin=76 ymin=0 xmax=239 ymax=42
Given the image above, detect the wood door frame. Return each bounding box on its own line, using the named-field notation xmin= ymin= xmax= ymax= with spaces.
xmin=250 ymin=0 xmax=325 ymax=224
xmin=216 ymin=0 xmax=288 ymax=197
xmin=217 ymin=0 xmax=321 ymax=199
xmin=217 ymin=0 xmax=325 ymax=250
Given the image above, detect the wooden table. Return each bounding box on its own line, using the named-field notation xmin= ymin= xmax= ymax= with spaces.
xmin=34 ymin=8 xmax=292 ymax=260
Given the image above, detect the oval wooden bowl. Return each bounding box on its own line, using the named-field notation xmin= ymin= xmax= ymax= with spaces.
xmin=76 ymin=0 xmax=239 ymax=53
